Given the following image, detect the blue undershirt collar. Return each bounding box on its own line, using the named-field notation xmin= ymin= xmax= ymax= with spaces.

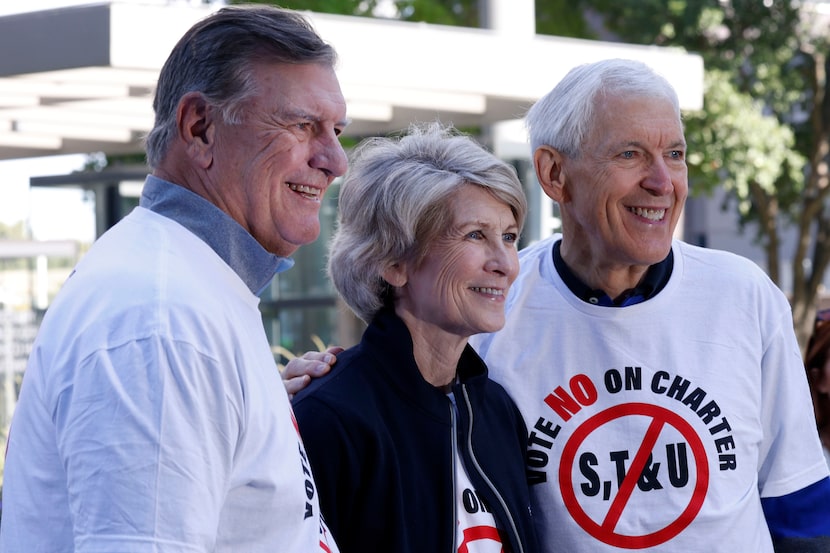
xmin=552 ymin=239 xmax=672 ymax=307
xmin=139 ymin=175 xmax=294 ymax=296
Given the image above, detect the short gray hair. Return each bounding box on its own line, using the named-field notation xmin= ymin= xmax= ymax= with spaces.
xmin=144 ymin=4 xmax=337 ymax=168
xmin=329 ymin=122 xmax=527 ymax=323
xmin=526 ymin=58 xmax=681 ymax=157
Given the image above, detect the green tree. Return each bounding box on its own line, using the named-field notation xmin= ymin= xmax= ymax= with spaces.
xmin=559 ymin=0 xmax=830 ymax=347
xmin=234 ymin=0 xmax=481 ymax=25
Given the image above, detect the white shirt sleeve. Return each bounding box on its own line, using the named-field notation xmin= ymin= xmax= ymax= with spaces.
xmin=54 ymin=334 xmax=241 ymax=552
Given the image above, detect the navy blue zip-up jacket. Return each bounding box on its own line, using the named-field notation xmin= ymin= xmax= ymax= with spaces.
xmin=293 ymin=307 xmax=540 ymax=553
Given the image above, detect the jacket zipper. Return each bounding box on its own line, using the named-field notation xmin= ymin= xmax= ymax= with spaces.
xmin=460 ymin=384 xmax=525 ymax=553
xmin=450 ymin=401 xmax=458 ymax=552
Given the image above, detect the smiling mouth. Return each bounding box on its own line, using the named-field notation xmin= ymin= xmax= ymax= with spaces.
xmin=628 ymin=206 xmax=666 ymax=222
xmin=288 ymin=183 xmax=322 ymax=200
xmin=470 ymin=287 xmax=504 ymax=296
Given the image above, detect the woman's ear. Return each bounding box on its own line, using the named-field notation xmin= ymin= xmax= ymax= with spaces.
xmin=534 ymin=145 xmax=568 ymax=203
xmin=382 ymin=263 xmax=407 ymax=288
xmin=177 ymin=91 xmax=216 ymax=169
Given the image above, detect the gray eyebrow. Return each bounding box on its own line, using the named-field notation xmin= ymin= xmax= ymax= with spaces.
xmin=290 ymin=111 xmax=350 ymax=130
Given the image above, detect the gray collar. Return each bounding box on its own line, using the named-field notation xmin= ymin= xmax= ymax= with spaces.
xmin=139 ymin=175 xmax=294 ymax=295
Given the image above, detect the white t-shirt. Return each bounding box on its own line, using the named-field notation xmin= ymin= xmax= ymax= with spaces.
xmin=450 ymin=392 xmax=504 ymax=553
xmin=455 ymin=449 xmax=505 ymax=553
xmin=471 ymin=236 xmax=829 ymax=552
xmin=0 ymin=207 xmax=337 ymax=553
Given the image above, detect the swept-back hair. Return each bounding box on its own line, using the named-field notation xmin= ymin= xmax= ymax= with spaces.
xmin=329 ymin=122 xmax=527 ymax=323
xmin=144 ymin=4 xmax=337 ymax=168
xmin=526 ymin=58 xmax=680 ymax=157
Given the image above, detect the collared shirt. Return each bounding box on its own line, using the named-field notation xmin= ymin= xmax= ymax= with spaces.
xmin=139 ymin=175 xmax=293 ymax=296
xmin=552 ymin=238 xmax=673 ymax=307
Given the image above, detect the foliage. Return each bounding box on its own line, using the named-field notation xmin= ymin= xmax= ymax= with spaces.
xmin=236 ymin=0 xmax=370 ymax=16
xmin=233 ymin=0 xmax=481 ymax=25
xmin=535 ymin=0 xmax=595 ymax=38
xmin=684 ymin=70 xmax=805 ymax=227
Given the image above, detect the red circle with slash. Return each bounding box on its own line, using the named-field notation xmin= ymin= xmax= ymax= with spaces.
xmin=559 ymin=402 xmax=709 ymax=549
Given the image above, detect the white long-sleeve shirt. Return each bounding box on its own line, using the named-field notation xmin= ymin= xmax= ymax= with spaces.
xmin=0 ymin=176 xmax=337 ymax=553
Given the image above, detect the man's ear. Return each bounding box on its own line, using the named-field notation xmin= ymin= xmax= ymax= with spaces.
xmin=177 ymin=92 xmax=215 ymax=169
xmin=534 ymin=145 xmax=569 ymax=203
xmin=381 ymin=263 xmax=407 ymax=288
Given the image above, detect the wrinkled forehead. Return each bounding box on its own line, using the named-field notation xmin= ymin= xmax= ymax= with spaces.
xmin=589 ymin=93 xmax=684 ymax=145
xmin=247 ymin=62 xmax=346 ymax=116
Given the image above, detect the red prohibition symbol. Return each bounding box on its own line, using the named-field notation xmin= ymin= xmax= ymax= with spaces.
xmin=559 ymin=402 xmax=709 ymax=549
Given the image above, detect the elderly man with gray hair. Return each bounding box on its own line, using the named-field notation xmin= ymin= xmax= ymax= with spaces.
xmin=471 ymin=58 xmax=830 ymax=552
xmin=1 ymin=5 xmax=346 ymax=552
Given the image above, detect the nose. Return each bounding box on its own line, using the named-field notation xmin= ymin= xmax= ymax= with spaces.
xmin=311 ymin=131 xmax=348 ymax=178
xmin=486 ymin=242 xmax=519 ymax=282
xmin=642 ymin=158 xmax=674 ymax=195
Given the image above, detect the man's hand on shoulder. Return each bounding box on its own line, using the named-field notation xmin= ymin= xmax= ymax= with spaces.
xmin=282 ymin=346 xmax=342 ymax=399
